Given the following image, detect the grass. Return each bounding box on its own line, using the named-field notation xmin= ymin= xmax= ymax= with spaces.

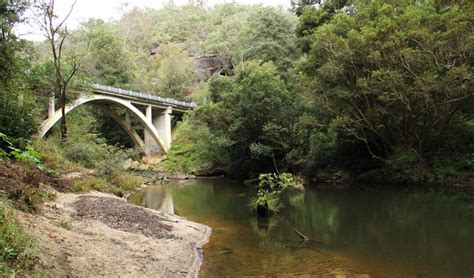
xmin=71 ymin=173 xmax=143 ymax=197
xmin=0 ymin=201 xmax=38 ymax=275
xmin=57 ymin=218 xmax=72 ymax=230
xmin=109 ymin=172 xmax=143 ymax=197
xmin=71 ymin=175 xmax=109 ymax=193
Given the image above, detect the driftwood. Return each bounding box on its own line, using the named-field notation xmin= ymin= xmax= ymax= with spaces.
xmin=294 ymin=229 xmax=309 ymax=241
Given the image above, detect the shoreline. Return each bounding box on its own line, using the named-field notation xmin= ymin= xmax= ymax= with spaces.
xmin=18 ymin=190 xmax=211 ymax=277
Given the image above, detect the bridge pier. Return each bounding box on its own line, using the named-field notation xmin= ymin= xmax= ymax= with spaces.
xmin=48 ymin=94 xmax=55 ymax=120
xmin=145 ymin=105 xmax=173 ymax=156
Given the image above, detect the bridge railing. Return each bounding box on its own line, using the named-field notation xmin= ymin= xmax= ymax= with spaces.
xmin=92 ymin=84 xmax=196 ymax=108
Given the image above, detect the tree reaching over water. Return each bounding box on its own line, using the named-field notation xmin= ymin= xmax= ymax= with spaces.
xmin=302 ymin=0 xmax=473 ymax=162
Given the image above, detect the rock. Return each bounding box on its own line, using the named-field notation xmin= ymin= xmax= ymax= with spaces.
xmin=167 ymin=173 xmax=196 ymax=180
xmin=123 ymin=159 xmax=133 ymax=171
xmin=316 ymin=169 xmax=352 ymax=184
xmin=135 ymin=163 xmax=150 ymax=171
xmin=193 ymin=54 xmax=233 ymax=80
xmin=191 ymin=163 xmax=225 ymax=177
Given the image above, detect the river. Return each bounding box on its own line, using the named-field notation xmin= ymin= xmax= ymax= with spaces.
xmin=129 ymin=179 xmax=474 ymax=277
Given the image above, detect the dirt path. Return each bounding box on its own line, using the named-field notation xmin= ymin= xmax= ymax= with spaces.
xmin=18 ymin=191 xmax=211 ymax=277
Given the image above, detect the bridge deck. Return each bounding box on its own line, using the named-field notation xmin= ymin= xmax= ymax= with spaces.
xmin=92 ymin=84 xmax=196 ymax=111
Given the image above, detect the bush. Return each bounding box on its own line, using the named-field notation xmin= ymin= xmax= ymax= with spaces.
xmin=109 ymin=172 xmax=143 ymax=197
xmin=250 ymin=173 xmax=304 ymax=216
xmin=0 ymin=162 xmax=56 ymax=213
xmin=71 ymin=176 xmax=108 ymax=193
xmin=0 ymin=201 xmax=38 ymax=274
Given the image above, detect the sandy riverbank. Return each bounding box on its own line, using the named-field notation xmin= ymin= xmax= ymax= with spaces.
xmin=18 ymin=190 xmax=211 ymax=277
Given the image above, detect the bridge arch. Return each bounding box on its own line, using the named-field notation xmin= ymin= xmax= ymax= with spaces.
xmin=39 ymin=94 xmax=168 ymax=154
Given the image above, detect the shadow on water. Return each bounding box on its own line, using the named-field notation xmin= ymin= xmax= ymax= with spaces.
xmin=129 ymin=179 xmax=474 ymax=277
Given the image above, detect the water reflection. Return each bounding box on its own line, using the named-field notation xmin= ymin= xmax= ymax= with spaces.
xmin=129 ymin=179 xmax=474 ymax=277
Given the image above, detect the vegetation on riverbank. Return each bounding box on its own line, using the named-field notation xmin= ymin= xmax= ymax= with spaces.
xmin=0 ymin=201 xmax=38 ymax=275
xmin=163 ymin=0 xmax=473 ymax=186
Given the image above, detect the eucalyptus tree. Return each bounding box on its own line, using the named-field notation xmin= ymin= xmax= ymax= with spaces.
xmin=33 ymin=0 xmax=86 ymax=141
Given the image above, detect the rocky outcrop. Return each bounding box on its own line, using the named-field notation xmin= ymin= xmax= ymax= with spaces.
xmin=19 ymin=191 xmax=211 ymax=277
xmin=193 ymin=54 xmax=233 ymax=80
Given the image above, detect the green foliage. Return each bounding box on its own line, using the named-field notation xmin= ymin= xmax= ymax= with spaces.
xmin=109 ymin=172 xmax=143 ymax=197
xmin=152 ymin=44 xmax=196 ymax=99
xmin=250 ymin=173 xmax=304 ymax=216
xmin=387 ymin=148 xmax=419 ymax=172
xmin=239 ymin=8 xmax=298 ymax=71
xmin=56 ymin=218 xmax=72 ymax=230
xmin=79 ymin=19 xmax=134 ymax=87
xmin=0 ymin=201 xmax=38 ymax=274
xmin=71 ymin=176 xmax=108 ymax=193
xmin=163 ymin=113 xmax=230 ymax=175
xmin=302 ymin=0 xmax=474 ymax=165
xmin=0 ymin=1 xmax=40 ymax=145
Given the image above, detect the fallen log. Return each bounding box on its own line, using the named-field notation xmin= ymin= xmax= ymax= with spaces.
xmin=294 ymin=229 xmax=309 ymax=241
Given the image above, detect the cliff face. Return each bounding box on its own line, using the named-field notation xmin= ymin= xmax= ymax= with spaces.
xmin=193 ymin=54 xmax=234 ymax=80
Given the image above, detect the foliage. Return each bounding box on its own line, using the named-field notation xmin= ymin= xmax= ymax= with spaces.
xmin=76 ymin=19 xmax=133 ymax=87
xmin=0 ymin=201 xmax=38 ymax=275
xmin=0 ymin=161 xmax=56 ymax=213
xmin=151 ymin=44 xmax=196 ymax=99
xmin=109 ymin=172 xmax=144 ymax=197
xmin=162 ymin=115 xmax=230 ymax=175
xmin=303 ymin=1 xmax=473 ymax=160
xmin=239 ymin=7 xmax=298 ymax=71
xmin=250 ymin=173 xmax=304 ymax=216
xmin=204 ymin=61 xmax=304 ymax=176
xmin=0 ymin=88 xmax=39 ymax=145
xmin=71 ymin=175 xmax=108 ymax=193
xmin=0 ymin=0 xmax=39 ymax=144
xmin=56 ymin=218 xmax=72 ymax=230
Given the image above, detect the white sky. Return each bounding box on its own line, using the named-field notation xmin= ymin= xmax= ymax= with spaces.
xmin=17 ymin=0 xmax=291 ymax=41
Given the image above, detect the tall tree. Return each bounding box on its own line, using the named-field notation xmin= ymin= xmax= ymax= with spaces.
xmin=303 ymin=1 xmax=473 ymax=159
xmin=0 ymin=0 xmax=39 ymax=144
xmin=33 ymin=0 xmax=81 ymax=141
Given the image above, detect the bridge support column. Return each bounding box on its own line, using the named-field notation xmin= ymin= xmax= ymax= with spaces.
xmin=154 ymin=106 xmax=172 ymax=152
xmin=48 ymin=94 xmax=55 ymax=119
xmin=144 ymin=106 xmax=159 ymax=155
xmin=144 ymin=105 xmax=172 ymax=155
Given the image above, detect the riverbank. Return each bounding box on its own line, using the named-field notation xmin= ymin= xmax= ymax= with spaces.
xmin=17 ymin=190 xmax=211 ymax=277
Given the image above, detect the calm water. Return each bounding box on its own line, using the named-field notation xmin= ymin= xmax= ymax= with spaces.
xmin=129 ymin=179 xmax=474 ymax=277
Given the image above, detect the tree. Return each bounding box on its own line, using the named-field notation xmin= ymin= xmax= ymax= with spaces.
xmin=151 ymin=43 xmax=195 ymax=99
xmin=79 ymin=19 xmax=133 ymax=87
xmin=33 ymin=0 xmax=82 ymax=141
xmin=198 ymin=61 xmax=303 ymax=176
xmin=303 ymin=1 xmax=473 ymax=160
xmin=239 ymin=8 xmax=298 ymax=71
xmin=0 ymin=0 xmax=39 ymax=145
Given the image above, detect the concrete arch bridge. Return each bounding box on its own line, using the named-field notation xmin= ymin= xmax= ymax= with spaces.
xmin=39 ymin=84 xmax=196 ymax=159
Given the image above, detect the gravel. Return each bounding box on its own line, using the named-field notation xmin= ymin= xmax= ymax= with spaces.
xmin=73 ymin=196 xmax=174 ymax=239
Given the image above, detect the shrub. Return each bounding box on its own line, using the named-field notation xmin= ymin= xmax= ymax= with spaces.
xmin=0 ymin=162 xmax=56 ymax=213
xmin=71 ymin=176 xmax=108 ymax=193
xmin=0 ymin=201 xmax=38 ymax=274
xmin=250 ymin=173 xmax=304 ymax=216
xmin=109 ymin=172 xmax=143 ymax=197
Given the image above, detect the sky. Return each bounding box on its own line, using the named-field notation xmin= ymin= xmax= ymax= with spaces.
xmin=17 ymin=0 xmax=291 ymax=41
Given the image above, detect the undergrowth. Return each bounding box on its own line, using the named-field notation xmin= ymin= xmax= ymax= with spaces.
xmin=0 ymin=201 xmax=38 ymax=275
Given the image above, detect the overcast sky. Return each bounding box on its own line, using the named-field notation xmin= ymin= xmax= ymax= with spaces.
xmin=17 ymin=0 xmax=291 ymax=41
